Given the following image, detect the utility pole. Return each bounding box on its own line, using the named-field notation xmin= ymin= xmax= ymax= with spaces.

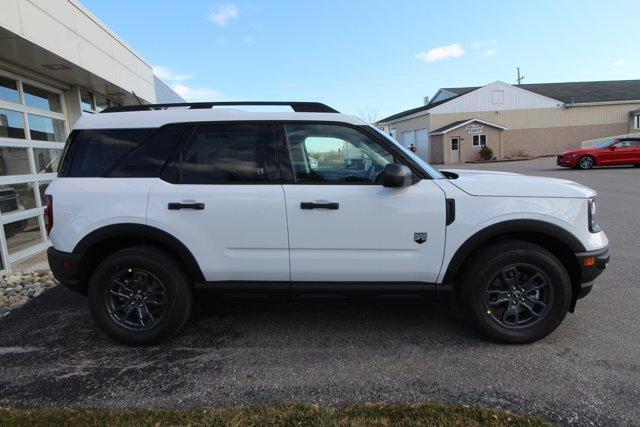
xmin=516 ymin=67 xmax=525 ymax=85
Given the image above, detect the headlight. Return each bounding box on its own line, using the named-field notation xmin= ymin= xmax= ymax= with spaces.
xmin=588 ymin=198 xmax=601 ymax=233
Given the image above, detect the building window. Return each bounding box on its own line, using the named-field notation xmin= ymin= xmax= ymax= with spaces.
xmin=0 ymin=68 xmax=67 ymax=272
xmin=473 ymin=134 xmax=487 ymax=147
xmin=451 ymin=138 xmax=459 ymax=151
xmin=634 ymin=115 xmax=640 ymax=129
xmin=80 ymin=89 xmax=119 ymax=114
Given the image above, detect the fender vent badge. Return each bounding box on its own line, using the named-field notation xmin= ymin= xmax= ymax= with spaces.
xmin=414 ymin=233 xmax=427 ymax=244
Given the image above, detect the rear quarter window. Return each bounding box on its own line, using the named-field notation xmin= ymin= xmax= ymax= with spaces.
xmin=58 ymin=124 xmax=188 ymax=178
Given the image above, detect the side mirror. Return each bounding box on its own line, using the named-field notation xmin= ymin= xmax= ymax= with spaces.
xmin=383 ymin=163 xmax=413 ymax=188
xmin=609 ymin=145 xmax=617 ymax=150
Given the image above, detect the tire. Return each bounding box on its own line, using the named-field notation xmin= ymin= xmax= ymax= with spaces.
xmin=577 ymin=156 xmax=594 ymax=170
xmin=88 ymin=246 xmax=193 ymax=345
xmin=457 ymin=240 xmax=571 ymax=344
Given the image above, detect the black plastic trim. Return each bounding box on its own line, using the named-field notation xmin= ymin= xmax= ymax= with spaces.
xmin=575 ymin=245 xmax=610 ymax=285
xmin=73 ymin=223 xmax=205 ymax=283
xmin=442 ymin=219 xmax=587 ymax=284
xmin=445 ymin=198 xmax=455 ymax=226
xmin=102 ymin=102 xmax=339 ymax=114
xmin=47 ymin=247 xmax=83 ymax=294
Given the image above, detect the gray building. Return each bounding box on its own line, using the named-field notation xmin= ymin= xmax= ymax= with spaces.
xmin=0 ymin=0 xmax=184 ymax=272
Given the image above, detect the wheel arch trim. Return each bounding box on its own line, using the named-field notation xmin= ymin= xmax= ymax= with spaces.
xmin=73 ymin=223 xmax=205 ymax=282
xmin=441 ymin=219 xmax=586 ymax=285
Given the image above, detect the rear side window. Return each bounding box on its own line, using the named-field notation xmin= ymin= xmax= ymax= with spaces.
xmin=60 ymin=128 xmax=154 ymax=177
xmin=167 ymin=123 xmax=280 ymax=184
xmin=109 ymin=124 xmax=186 ymax=177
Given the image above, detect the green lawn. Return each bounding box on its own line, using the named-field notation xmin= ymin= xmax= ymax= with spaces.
xmin=0 ymin=403 xmax=552 ymax=426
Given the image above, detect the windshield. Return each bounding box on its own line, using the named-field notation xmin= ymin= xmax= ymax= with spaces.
xmin=369 ymin=126 xmax=444 ymax=179
xmin=597 ymin=139 xmax=615 ymax=149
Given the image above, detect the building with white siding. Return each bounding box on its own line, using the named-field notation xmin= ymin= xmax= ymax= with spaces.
xmin=377 ymin=80 xmax=640 ymax=164
xmin=0 ymin=0 xmax=183 ymax=271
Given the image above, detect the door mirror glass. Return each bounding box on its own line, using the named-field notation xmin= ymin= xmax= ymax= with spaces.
xmin=383 ymin=163 xmax=413 ymax=188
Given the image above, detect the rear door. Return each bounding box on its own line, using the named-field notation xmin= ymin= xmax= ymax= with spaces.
xmin=279 ymin=123 xmax=446 ymax=285
xmin=147 ymin=122 xmax=290 ymax=283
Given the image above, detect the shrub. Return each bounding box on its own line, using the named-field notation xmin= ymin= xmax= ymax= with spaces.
xmin=479 ymin=145 xmax=494 ymax=160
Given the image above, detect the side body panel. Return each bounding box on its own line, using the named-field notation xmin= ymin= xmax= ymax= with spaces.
xmin=46 ymin=178 xmax=156 ymax=252
xmin=146 ymin=179 xmax=290 ymax=282
xmin=283 ymin=180 xmax=447 ymax=283
xmin=434 ymin=180 xmax=609 ymax=284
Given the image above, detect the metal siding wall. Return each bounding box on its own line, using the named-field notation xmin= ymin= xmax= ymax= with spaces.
xmin=430 ymin=103 xmax=640 ymax=131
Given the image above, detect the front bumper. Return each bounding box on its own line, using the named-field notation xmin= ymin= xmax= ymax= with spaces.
xmin=557 ymin=155 xmax=578 ymax=168
xmin=574 ymin=245 xmax=610 ymax=299
xmin=47 ymin=246 xmax=84 ymax=294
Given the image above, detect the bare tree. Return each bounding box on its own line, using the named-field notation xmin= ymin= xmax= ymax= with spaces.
xmin=357 ymin=107 xmax=379 ymax=124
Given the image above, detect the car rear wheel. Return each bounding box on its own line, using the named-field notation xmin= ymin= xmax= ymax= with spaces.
xmin=88 ymin=246 xmax=193 ymax=345
xmin=578 ymin=156 xmax=594 ymax=170
xmin=458 ymin=240 xmax=571 ymax=344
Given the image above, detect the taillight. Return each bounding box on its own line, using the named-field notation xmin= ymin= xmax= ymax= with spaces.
xmin=45 ymin=195 xmax=53 ymax=235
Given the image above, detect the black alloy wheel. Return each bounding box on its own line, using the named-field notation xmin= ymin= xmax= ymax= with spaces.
xmin=484 ymin=264 xmax=552 ymax=329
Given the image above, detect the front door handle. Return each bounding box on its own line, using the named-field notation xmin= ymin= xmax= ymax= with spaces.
xmin=168 ymin=202 xmax=205 ymax=210
xmin=300 ymin=202 xmax=339 ymax=210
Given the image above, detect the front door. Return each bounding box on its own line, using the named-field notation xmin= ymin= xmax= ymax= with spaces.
xmin=147 ymin=122 xmax=290 ymax=283
xmin=280 ymin=123 xmax=446 ymax=284
xmin=450 ymin=137 xmax=460 ymax=163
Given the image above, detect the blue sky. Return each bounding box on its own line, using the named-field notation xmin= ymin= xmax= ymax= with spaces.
xmin=82 ymin=0 xmax=636 ymax=120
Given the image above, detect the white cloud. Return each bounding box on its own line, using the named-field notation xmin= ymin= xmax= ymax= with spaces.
xmin=171 ymin=84 xmax=222 ymax=102
xmin=216 ymin=37 xmax=229 ymax=45
xmin=208 ymin=3 xmax=239 ymax=26
xmin=244 ymin=36 xmax=253 ymax=43
xmin=480 ymin=48 xmax=497 ymax=58
xmin=415 ymin=44 xmax=464 ymax=62
xmin=611 ymin=59 xmax=629 ymax=67
xmin=152 ymin=65 xmax=194 ymax=82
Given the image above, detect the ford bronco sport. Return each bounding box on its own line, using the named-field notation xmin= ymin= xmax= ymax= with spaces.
xmin=46 ymin=102 xmax=610 ymax=345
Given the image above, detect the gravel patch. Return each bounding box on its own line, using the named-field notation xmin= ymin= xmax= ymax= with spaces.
xmin=0 ymin=271 xmax=57 ymax=317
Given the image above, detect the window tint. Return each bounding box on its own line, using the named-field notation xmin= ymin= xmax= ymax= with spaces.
xmin=284 ymin=123 xmax=393 ymax=184
xmin=62 ymin=128 xmax=155 ymax=177
xmin=175 ymin=123 xmax=280 ymax=184
xmin=110 ymin=124 xmax=185 ymax=177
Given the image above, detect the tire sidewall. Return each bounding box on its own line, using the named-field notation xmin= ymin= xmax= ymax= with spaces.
xmin=578 ymin=156 xmax=594 ymax=170
xmin=462 ymin=246 xmax=571 ymax=343
xmin=88 ymin=248 xmax=191 ymax=345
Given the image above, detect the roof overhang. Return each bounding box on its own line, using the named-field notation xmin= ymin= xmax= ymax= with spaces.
xmin=430 ymin=118 xmax=508 ymax=135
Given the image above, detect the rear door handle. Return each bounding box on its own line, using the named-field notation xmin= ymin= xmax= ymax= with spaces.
xmin=168 ymin=202 xmax=205 ymax=210
xmin=300 ymin=202 xmax=339 ymax=210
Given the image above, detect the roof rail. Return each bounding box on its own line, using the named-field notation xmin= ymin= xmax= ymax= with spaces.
xmin=101 ymin=101 xmax=339 ymax=114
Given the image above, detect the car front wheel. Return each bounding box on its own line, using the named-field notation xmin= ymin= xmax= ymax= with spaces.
xmin=578 ymin=156 xmax=594 ymax=170
xmin=458 ymin=240 xmax=571 ymax=344
xmin=88 ymin=246 xmax=193 ymax=345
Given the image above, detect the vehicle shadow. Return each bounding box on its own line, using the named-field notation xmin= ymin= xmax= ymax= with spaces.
xmin=181 ymin=296 xmax=483 ymax=348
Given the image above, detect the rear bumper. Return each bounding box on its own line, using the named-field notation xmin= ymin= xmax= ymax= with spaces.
xmin=574 ymin=246 xmax=610 ymax=299
xmin=47 ymin=246 xmax=84 ymax=294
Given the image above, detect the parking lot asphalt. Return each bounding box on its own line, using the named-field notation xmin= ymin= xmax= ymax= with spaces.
xmin=1 ymin=157 xmax=638 ymax=424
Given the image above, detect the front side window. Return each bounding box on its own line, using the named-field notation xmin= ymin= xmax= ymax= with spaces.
xmin=175 ymin=123 xmax=280 ymax=184
xmin=473 ymin=134 xmax=487 ymax=147
xmin=284 ymin=123 xmax=393 ymax=184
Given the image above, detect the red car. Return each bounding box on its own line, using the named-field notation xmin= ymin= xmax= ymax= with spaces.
xmin=557 ymin=138 xmax=640 ymax=169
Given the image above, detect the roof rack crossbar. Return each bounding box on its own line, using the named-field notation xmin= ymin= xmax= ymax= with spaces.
xmin=101 ymin=102 xmax=339 ymax=114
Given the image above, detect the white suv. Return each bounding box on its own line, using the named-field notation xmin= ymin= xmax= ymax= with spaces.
xmin=45 ymin=102 xmax=609 ymax=345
